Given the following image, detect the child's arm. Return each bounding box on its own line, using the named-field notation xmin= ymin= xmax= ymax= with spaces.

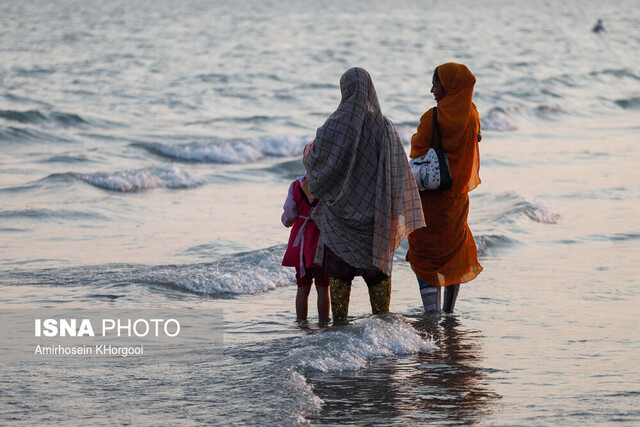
xmin=281 ymin=181 xmax=299 ymax=227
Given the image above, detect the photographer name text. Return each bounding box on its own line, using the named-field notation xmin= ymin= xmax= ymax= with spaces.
xmin=34 ymin=344 xmax=144 ymax=357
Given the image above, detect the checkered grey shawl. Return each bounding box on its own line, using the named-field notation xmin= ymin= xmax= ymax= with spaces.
xmin=303 ymin=68 xmax=424 ymax=275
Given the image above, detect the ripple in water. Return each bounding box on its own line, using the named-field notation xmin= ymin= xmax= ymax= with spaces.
xmin=614 ymin=96 xmax=640 ymax=110
xmin=0 ymin=109 xmax=88 ymax=127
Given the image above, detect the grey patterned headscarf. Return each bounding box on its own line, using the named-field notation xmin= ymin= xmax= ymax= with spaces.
xmin=303 ymin=67 xmax=424 ymax=275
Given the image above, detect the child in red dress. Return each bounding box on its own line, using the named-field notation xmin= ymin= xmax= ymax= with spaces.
xmin=281 ymin=175 xmax=330 ymax=322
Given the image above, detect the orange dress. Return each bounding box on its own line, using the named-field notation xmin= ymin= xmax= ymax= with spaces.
xmin=407 ymin=63 xmax=483 ymax=287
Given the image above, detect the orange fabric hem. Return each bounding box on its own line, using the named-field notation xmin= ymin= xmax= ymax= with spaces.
xmin=411 ymin=263 xmax=483 ymax=287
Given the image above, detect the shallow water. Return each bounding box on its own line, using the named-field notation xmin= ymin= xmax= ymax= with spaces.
xmin=1 ymin=0 xmax=639 ymax=425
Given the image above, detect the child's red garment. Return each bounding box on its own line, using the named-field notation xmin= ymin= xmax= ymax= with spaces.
xmin=282 ymin=177 xmax=321 ymax=279
xmin=295 ymin=267 xmax=329 ymax=288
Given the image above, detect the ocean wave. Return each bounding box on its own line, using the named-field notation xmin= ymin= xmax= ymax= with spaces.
xmin=0 ymin=227 xmax=27 ymax=233
xmin=2 ymin=245 xmax=293 ymax=296
xmin=184 ymin=115 xmax=286 ymax=126
xmin=0 ymin=182 xmax=42 ymax=193
xmin=261 ymin=159 xmax=307 ymax=181
xmin=589 ymin=68 xmax=640 ymax=81
xmin=2 ymin=93 xmax=52 ymax=107
xmin=71 ymin=165 xmax=201 ymax=192
xmin=588 ymin=232 xmax=640 ymax=243
xmin=0 ymin=126 xmax=42 ymax=142
xmin=134 ymin=136 xmax=310 ymax=164
xmin=285 ymin=314 xmax=437 ymax=372
xmin=134 ymin=245 xmax=295 ymax=295
xmin=134 ymin=141 xmax=263 ymax=163
xmin=49 ymin=111 xmax=88 ymax=126
xmin=0 ymin=126 xmax=72 ymax=143
xmin=280 ymin=369 xmax=324 ymax=422
xmin=472 ymin=192 xmax=559 ymax=225
xmin=12 ymin=66 xmax=56 ymax=75
xmin=524 ymin=200 xmax=560 ymax=224
xmin=196 ymin=73 xmax=230 ymax=83
xmin=0 ymin=109 xmax=88 ymax=127
xmin=480 ymin=107 xmax=518 ymax=131
xmin=533 ymin=104 xmax=567 ymax=119
xmin=296 ymin=82 xmax=338 ymax=90
xmin=614 ymin=97 xmax=640 ymax=110
xmin=475 ymin=234 xmax=519 ymax=257
xmin=561 ymin=186 xmax=628 ymax=201
xmin=0 ymin=110 xmax=46 ymax=123
xmin=0 ymin=208 xmax=106 ymax=221
xmin=180 ymin=239 xmax=251 ymax=259
xmin=41 ymin=154 xmax=92 ymax=163
xmin=544 ymin=73 xmax=579 ymax=89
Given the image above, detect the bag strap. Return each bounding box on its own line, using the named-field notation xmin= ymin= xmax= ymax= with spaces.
xmin=431 ymin=107 xmax=443 ymax=149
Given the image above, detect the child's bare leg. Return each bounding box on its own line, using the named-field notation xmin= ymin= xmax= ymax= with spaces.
xmin=316 ymin=284 xmax=330 ymax=322
xmin=296 ymin=285 xmax=311 ymax=320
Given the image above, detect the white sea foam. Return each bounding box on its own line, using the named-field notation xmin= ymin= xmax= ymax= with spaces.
xmin=481 ymin=107 xmax=518 ymax=131
xmin=151 ymin=141 xmax=264 ymax=163
xmin=259 ymin=135 xmax=312 ymax=157
xmin=73 ymin=165 xmax=200 ymax=192
xmin=138 ymin=135 xmax=310 ymax=164
xmin=524 ymin=200 xmax=560 ymax=224
xmin=281 ymin=368 xmax=324 ymax=422
xmin=136 ymin=245 xmax=295 ymax=295
xmin=286 ymin=314 xmax=437 ymax=372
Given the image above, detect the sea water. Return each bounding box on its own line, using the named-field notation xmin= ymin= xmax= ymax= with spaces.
xmin=1 ymin=0 xmax=639 ymax=425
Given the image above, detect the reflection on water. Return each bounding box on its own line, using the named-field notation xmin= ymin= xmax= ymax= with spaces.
xmin=308 ymin=315 xmax=501 ymax=425
xmin=407 ymin=315 xmax=502 ymax=424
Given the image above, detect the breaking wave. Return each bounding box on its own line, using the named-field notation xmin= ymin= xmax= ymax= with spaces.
xmin=480 ymin=107 xmax=518 ymax=131
xmin=472 ymin=192 xmax=560 ymax=225
xmin=133 ymin=245 xmax=294 ymax=295
xmin=133 ymin=135 xmax=310 ymax=164
xmin=285 ymin=314 xmax=437 ymax=372
xmin=70 ymin=165 xmax=201 ymax=192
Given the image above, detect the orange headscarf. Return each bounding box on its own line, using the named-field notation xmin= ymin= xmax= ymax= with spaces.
xmin=407 ymin=63 xmax=482 ymax=287
xmin=410 ymin=62 xmax=481 ymax=194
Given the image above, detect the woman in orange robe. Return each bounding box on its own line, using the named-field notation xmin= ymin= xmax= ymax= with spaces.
xmin=407 ymin=62 xmax=483 ymax=313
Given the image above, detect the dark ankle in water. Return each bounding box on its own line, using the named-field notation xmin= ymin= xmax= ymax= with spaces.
xmin=442 ymin=284 xmax=460 ymax=313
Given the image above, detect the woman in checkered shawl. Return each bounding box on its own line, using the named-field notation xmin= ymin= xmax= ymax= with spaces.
xmin=303 ymin=67 xmax=424 ymax=322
